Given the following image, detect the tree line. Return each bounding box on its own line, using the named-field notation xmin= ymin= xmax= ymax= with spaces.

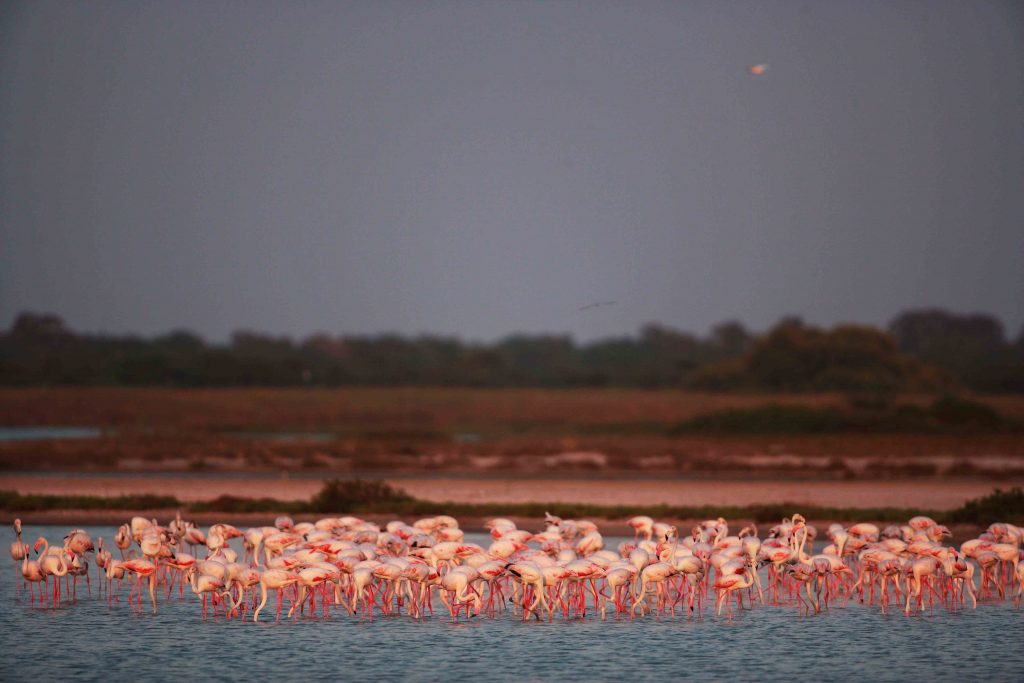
xmin=1 ymin=309 xmax=1021 ymax=392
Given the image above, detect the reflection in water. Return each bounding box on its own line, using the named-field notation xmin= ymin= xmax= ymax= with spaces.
xmin=0 ymin=427 xmax=103 ymax=442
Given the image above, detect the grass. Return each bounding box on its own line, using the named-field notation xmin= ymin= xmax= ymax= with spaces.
xmin=0 ymin=490 xmax=179 ymax=511
xmin=944 ymin=487 xmax=1024 ymax=525
xmin=3 ymin=387 xmax=1019 ymax=435
xmin=3 ymin=388 xmax=1024 ymax=473
xmin=4 ymin=482 xmax=1022 ymax=525
xmin=671 ymin=395 xmax=1015 ymax=435
xmin=673 ymin=405 xmax=848 ymax=434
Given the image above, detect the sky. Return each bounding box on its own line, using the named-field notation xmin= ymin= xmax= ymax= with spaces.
xmin=1 ymin=0 xmax=1022 ymax=343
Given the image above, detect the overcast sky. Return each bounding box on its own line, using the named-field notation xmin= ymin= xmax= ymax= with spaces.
xmin=2 ymin=0 xmax=1022 ymax=342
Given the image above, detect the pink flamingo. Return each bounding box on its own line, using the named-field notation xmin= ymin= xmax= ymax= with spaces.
xmin=21 ymin=546 xmax=44 ymax=606
xmin=439 ymin=566 xmax=482 ymax=621
xmin=9 ymin=518 xmax=26 ymax=597
xmin=631 ymin=562 xmax=678 ymax=617
xmin=35 ymin=537 xmax=70 ymax=607
xmin=121 ymin=558 xmax=158 ymax=613
xmin=507 ymin=561 xmax=548 ymax=620
xmin=628 ymin=516 xmax=654 ymax=542
xmin=714 ymin=572 xmax=754 ymax=620
xmin=904 ymin=556 xmax=940 ymax=616
xmin=253 ymin=569 xmax=302 ymax=622
xmin=188 ymin=567 xmax=231 ymax=619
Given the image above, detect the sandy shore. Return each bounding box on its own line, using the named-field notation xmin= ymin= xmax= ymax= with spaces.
xmin=2 ymin=473 xmax=1017 ymax=509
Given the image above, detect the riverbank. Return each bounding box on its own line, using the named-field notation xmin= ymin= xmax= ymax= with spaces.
xmin=3 ymin=472 xmax=1018 ymax=508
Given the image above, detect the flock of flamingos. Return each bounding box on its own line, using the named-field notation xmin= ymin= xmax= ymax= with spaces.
xmin=9 ymin=511 xmax=1024 ymax=623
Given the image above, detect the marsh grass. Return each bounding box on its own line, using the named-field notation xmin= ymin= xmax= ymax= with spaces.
xmin=0 ymin=491 xmax=179 ymax=511
xmin=670 ymin=395 xmax=1014 ymax=435
xmin=4 ymin=483 xmax=1022 ymax=524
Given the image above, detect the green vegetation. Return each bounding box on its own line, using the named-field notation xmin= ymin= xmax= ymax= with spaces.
xmin=4 ymin=309 xmax=1022 ymax=392
xmin=674 ymin=405 xmax=848 ymax=434
xmin=310 ymin=478 xmax=413 ymax=511
xmin=890 ymin=310 xmax=1024 ymax=394
xmin=4 ymin=483 xmax=1022 ymax=525
xmin=927 ymin=395 xmax=1004 ymax=429
xmin=671 ymin=395 xmax=1014 ymax=435
xmin=0 ymin=490 xmax=179 ymax=511
xmin=945 ymin=487 xmax=1024 ymax=525
xmin=691 ymin=321 xmax=945 ymax=393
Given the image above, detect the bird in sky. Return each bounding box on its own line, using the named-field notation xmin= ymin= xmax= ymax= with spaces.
xmin=577 ymin=301 xmax=617 ymax=311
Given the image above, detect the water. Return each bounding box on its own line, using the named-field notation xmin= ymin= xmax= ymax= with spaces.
xmin=2 ymin=524 xmax=1022 ymax=682
xmin=0 ymin=426 xmax=103 ymax=442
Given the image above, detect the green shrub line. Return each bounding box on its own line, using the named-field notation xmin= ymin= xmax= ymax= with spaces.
xmin=670 ymin=395 xmax=1013 ymax=435
xmin=2 ymin=482 xmax=1022 ymax=525
xmin=0 ymin=491 xmax=180 ymax=512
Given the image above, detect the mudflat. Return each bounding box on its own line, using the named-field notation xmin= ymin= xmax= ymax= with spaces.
xmin=3 ymin=473 xmax=1016 ymax=509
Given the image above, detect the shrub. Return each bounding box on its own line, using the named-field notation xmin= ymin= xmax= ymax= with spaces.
xmin=928 ymin=395 xmax=1003 ymax=430
xmin=944 ymin=487 xmax=1024 ymax=525
xmin=671 ymin=405 xmax=847 ymax=434
xmin=309 ymin=478 xmax=413 ymax=513
xmin=0 ymin=490 xmax=179 ymax=511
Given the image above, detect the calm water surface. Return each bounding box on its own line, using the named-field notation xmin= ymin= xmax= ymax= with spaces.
xmin=0 ymin=426 xmax=103 ymax=442
xmin=1 ymin=525 xmax=1021 ymax=682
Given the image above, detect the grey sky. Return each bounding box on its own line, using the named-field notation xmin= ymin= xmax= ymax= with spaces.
xmin=2 ymin=0 xmax=1022 ymax=342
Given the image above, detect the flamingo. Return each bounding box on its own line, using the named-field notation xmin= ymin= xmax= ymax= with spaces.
xmin=603 ymin=566 xmax=636 ymax=617
xmin=714 ymin=572 xmax=754 ymax=620
xmin=631 ymin=562 xmax=678 ymax=617
xmin=188 ymin=567 xmax=231 ymax=619
xmin=68 ymin=552 xmax=90 ymax=599
xmin=34 ymin=537 xmax=70 ymax=607
xmin=10 ymin=518 xmax=26 ymax=596
xmin=254 ymin=569 xmax=303 ymax=622
xmin=1015 ymin=563 xmax=1024 ymax=608
xmin=507 ymin=561 xmax=548 ymax=620
xmin=12 ymin=508 xmax=1024 ymax=627
xmin=21 ymin=546 xmax=44 ymax=606
xmin=121 ymin=558 xmax=158 ymax=613
xmin=940 ymin=549 xmax=978 ymax=609
xmin=628 ymin=516 xmax=654 ymax=542
xmin=439 ymin=566 xmax=482 ymax=620
xmin=114 ymin=524 xmax=132 ymax=559
xmin=904 ymin=557 xmax=940 ymax=616
xmin=95 ymin=538 xmax=111 ymax=595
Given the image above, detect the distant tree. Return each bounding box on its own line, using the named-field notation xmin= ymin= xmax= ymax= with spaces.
xmin=495 ymin=335 xmax=580 ymax=386
xmin=0 ymin=309 xmax=1018 ymax=392
xmin=231 ymin=331 xmax=294 ymax=354
xmin=10 ymin=312 xmax=72 ymax=341
xmin=889 ymin=309 xmax=1023 ymax=392
xmin=154 ymin=329 xmax=205 ymax=351
xmin=711 ymin=320 xmax=753 ymax=356
xmin=889 ymin=309 xmax=1004 ymax=356
xmin=693 ymin=318 xmax=945 ymax=393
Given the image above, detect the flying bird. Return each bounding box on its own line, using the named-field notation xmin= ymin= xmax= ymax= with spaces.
xmin=577 ymin=301 xmax=617 ymax=311
xmin=748 ymin=63 xmax=769 ymax=75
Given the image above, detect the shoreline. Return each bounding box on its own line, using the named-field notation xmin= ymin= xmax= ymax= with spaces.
xmin=3 ymin=472 xmax=1019 ymax=509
